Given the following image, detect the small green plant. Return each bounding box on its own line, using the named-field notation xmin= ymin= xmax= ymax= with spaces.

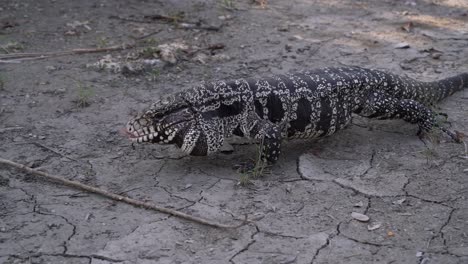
xmin=239 ymin=173 xmax=252 ymax=186
xmin=237 ymin=138 xmax=271 ymax=186
xmin=220 ymin=0 xmax=235 ymax=9
xmin=0 ymin=41 xmax=23 ymax=53
xmin=97 ymin=36 xmax=109 ymax=48
xmin=148 ymin=68 xmax=161 ymax=81
xmin=143 ymin=37 xmax=158 ymax=46
xmin=75 ymin=82 xmax=94 ymax=107
xmin=0 ymin=74 xmax=4 ymax=90
xmin=139 ymin=47 xmax=160 ymax=59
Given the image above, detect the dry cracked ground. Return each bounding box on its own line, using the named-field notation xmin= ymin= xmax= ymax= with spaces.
xmin=1 ymin=0 xmax=468 ymax=263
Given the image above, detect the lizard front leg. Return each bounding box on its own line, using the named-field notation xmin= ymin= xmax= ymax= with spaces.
xmin=244 ymin=114 xmax=283 ymax=163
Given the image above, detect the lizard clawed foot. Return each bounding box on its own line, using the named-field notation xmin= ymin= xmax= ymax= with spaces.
xmin=439 ymin=127 xmax=465 ymax=143
xmin=418 ymin=126 xmax=465 ymax=144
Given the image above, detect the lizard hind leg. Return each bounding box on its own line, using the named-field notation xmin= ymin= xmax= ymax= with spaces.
xmin=356 ymin=91 xmax=460 ymax=142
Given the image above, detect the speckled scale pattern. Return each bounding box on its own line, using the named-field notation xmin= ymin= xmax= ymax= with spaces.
xmin=126 ymin=67 xmax=468 ymax=163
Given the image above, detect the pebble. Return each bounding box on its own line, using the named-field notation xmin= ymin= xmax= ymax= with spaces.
xmin=431 ymin=53 xmax=441 ymax=59
xmin=351 ymin=212 xmax=370 ymax=222
xmin=367 ymin=222 xmax=382 ymax=231
xmin=13 ymin=136 xmax=23 ymax=142
xmin=392 ymin=198 xmax=406 ymax=205
xmin=394 ymin=42 xmax=410 ymax=49
xmin=277 ymin=25 xmax=289 ymax=32
xmin=354 ymin=201 xmax=364 ymax=207
xmin=45 ymin=66 xmax=57 ymax=72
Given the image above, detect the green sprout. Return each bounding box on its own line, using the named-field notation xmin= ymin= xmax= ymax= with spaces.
xmin=75 ymin=82 xmax=94 ymax=107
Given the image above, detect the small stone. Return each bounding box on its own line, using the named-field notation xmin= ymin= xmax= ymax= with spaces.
xmin=220 ymin=142 xmax=234 ymax=153
xmin=45 ymin=66 xmax=57 ymax=72
xmin=39 ymin=135 xmax=46 ymax=140
xmin=367 ymin=222 xmax=382 ymax=231
xmin=351 ymin=212 xmax=370 ymax=222
xmin=13 ymin=136 xmax=23 ymax=142
xmin=431 ymin=53 xmax=441 ymax=59
xmin=416 ymin=251 xmax=424 ymax=257
xmin=395 ymin=42 xmax=410 ymax=49
xmin=218 ymin=15 xmax=232 ymax=20
xmin=392 ymin=198 xmax=406 ymax=205
xmin=277 ymin=25 xmax=289 ymax=32
xmin=183 ymin=183 xmax=192 ymax=190
xmin=354 ymin=201 xmax=364 ymax=207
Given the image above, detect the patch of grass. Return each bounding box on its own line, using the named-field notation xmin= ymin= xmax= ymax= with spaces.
xmin=250 ymin=145 xmax=269 ymax=178
xmin=0 ymin=41 xmax=23 ymax=53
xmin=237 ymin=138 xmax=271 ymax=186
xmin=0 ymin=74 xmax=4 ymax=91
xmin=143 ymin=37 xmax=158 ymax=46
xmin=97 ymin=36 xmax=109 ymax=48
xmin=139 ymin=47 xmax=160 ymax=59
xmin=220 ymin=0 xmax=235 ymax=9
xmin=148 ymin=68 xmax=161 ymax=81
xmin=239 ymin=173 xmax=252 ymax=186
xmin=75 ymin=82 xmax=94 ymax=108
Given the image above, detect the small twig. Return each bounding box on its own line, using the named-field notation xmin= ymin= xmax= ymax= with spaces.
xmin=29 ymin=142 xmax=79 ymax=162
xmin=0 ymin=157 xmax=250 ymax=229
xmin=0 ymin=44 xmax=135 ymax=63
xmin=110 ymin=14 xmax=221 ymax=31
xmin=133 ymin=29 xmax=164 ymax=40
xmin=185 ymin=43 xmax=226 ymax=56
xmin=0 ymin=126 xmax=24 ymax=133
xmin=178 ymin=22 xmax=221 ymax=31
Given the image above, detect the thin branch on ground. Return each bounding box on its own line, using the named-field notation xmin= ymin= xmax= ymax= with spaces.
xmin=0 ymin=126 xmax=24 ymax=133
xmin=109 ymin=14 xmax=221 ymax=31
xmin=0 ymin=44 xmax=135 ymax=63
xmin=0 ymin=157 xmax=254 ymax=229
xmin=27 ymin=142 xmax=79 ymax=162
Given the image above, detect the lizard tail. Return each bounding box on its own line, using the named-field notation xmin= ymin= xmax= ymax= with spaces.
xmin=429 ymin=73 xmax=468 ymax=103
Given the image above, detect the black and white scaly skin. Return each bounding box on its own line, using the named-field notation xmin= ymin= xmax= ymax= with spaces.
xmin=124 ymin=67 xmax=468 ymax=163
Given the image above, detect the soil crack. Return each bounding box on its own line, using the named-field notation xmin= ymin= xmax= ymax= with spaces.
xmin=229 ymin=225 xmax=260 ymax=264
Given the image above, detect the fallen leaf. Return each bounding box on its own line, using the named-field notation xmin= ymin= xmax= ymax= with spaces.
xmin=401 ymin=22 xmax=414 ymax=32
xmin=351 ymin=212 xmax=370 ymax=222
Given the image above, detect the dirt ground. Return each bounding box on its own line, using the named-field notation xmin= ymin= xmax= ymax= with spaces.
xmin=1 ymin=0 xmax=468 ymax=263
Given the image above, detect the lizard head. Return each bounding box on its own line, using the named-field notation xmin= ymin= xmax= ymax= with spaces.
xmin=124 ymin=94 xmax=194 ymax=145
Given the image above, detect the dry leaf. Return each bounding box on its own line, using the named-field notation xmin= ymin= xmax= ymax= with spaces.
xmin=401 ymin=22 xmax=414 ymax=32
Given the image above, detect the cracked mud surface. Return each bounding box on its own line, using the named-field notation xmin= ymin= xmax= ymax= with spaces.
xmin=1 ymin=0 xmax=468 ymax=263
